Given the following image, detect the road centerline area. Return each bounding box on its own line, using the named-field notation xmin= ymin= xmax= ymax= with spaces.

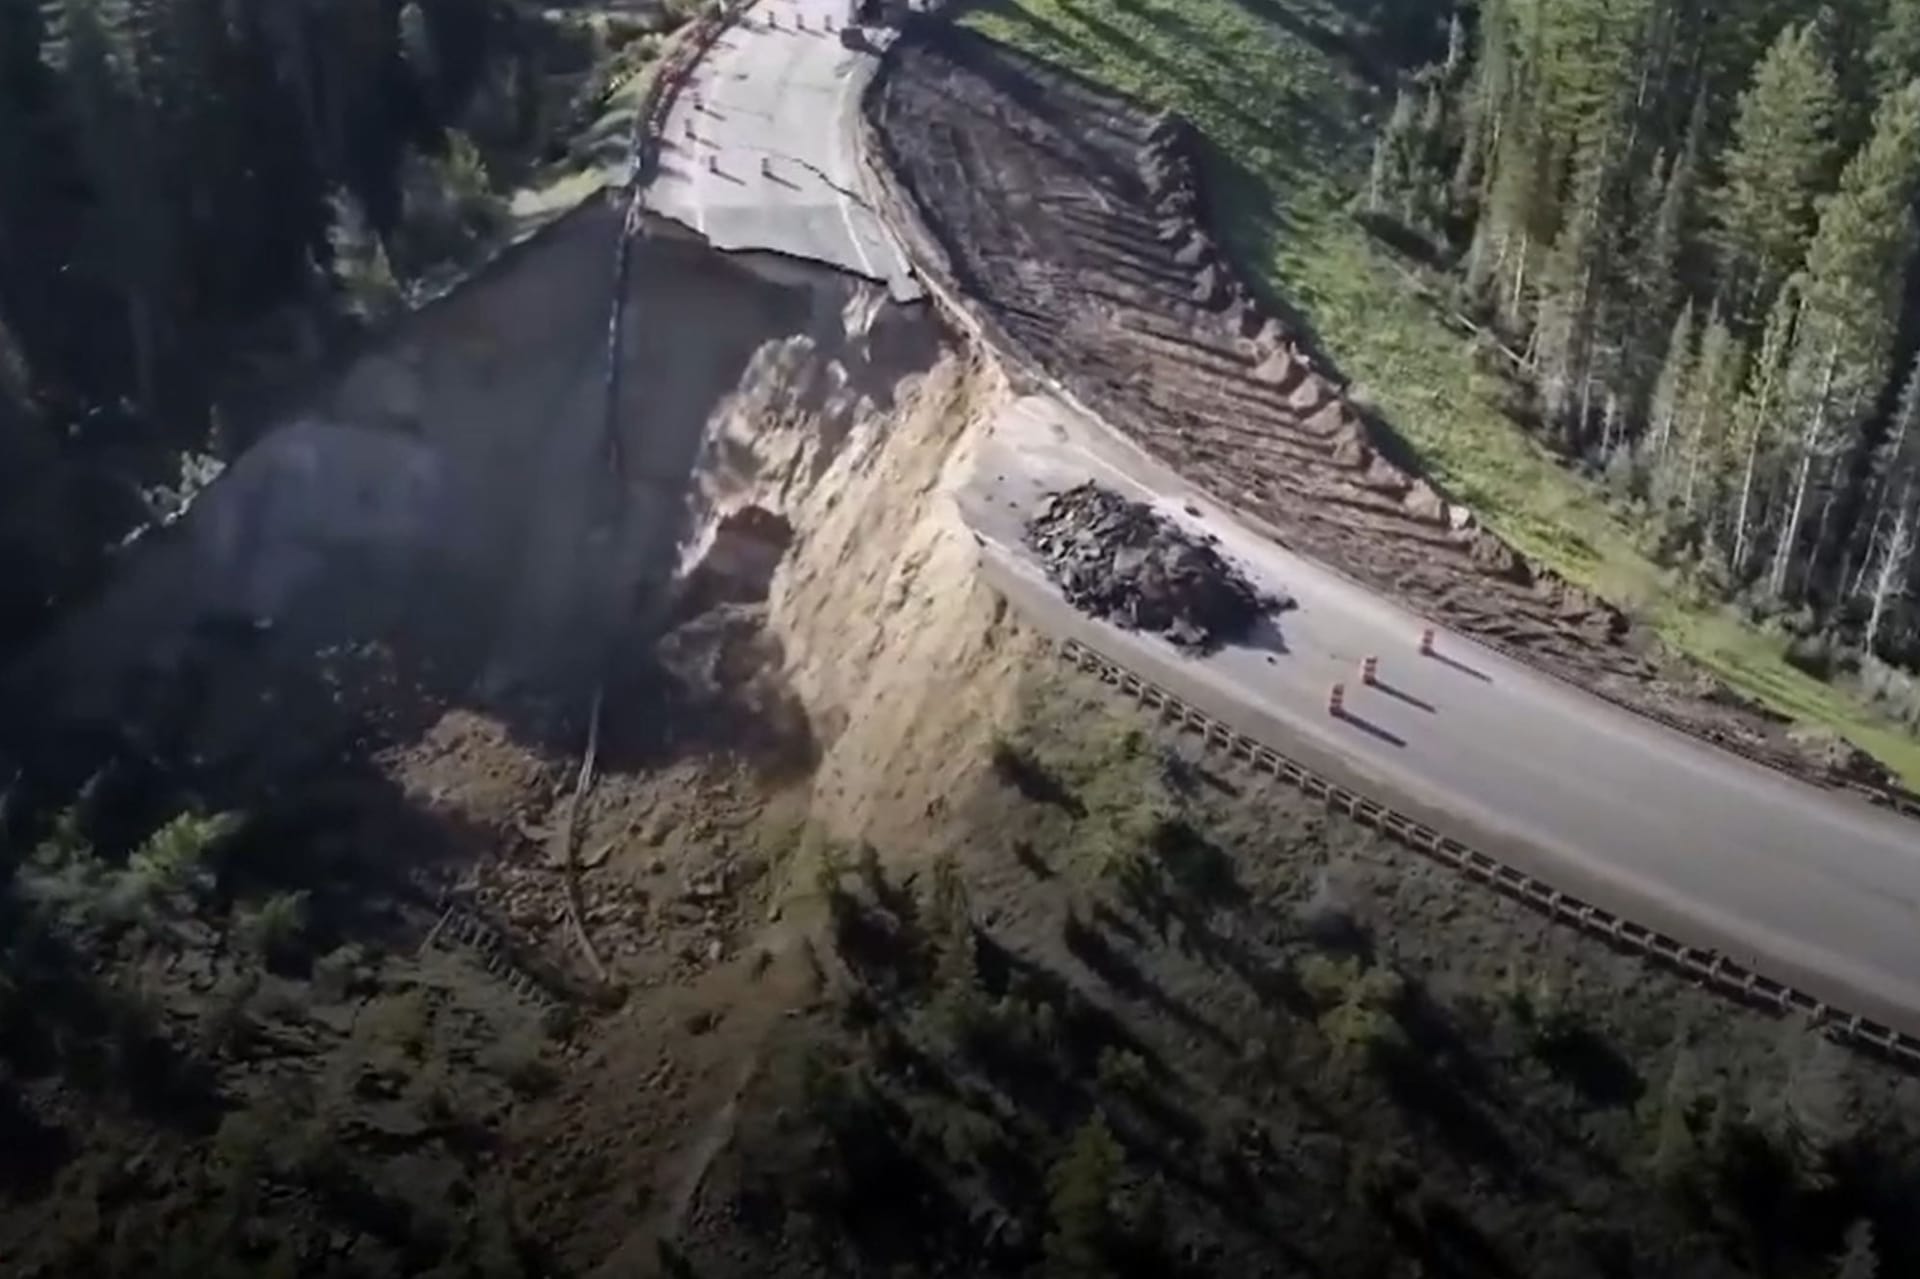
xmin=642 ymin=0 xmax=921 ymax=301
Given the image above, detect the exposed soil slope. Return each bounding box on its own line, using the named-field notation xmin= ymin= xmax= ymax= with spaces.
xmin=0 ymin=216 xmax=1020 ymax=1278
xmin=867 ymin=26 xmax=1874 ymax=791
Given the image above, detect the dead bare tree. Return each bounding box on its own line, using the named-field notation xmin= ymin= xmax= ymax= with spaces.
xmin=1865 ymin=496 xmax=1915 ymax=656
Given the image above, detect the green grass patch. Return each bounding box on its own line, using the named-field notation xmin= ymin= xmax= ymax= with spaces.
xmin=963 ymin=0 xmax=1920 ymax=785
xmin=506 ymin=18 xmax=683 ymax=235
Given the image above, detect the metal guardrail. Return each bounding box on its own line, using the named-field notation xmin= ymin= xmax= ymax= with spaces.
xmin=1054 ymin=636 xmax=1920 ymax=1069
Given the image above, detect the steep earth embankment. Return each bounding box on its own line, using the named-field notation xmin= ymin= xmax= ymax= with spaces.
xmin=673 ymin=285 xmax=1033 ymax=841
xmin=0 ymin=193 xmax=1036 ymax=1276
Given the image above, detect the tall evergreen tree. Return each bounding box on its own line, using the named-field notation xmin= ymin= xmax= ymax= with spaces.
xmin=1769 ymin=332 xmax=1843 ymax=598
xmin=45 ymin=0 xmax=179 ymax=412
xmin=1795 ymin=80 xmax=1920 ymax=397
xmin=1452 ymin=0 xmax=1516 ymax=208
xmin=1648 ymin=300 xmax=1696 ymax=460
xmin=1730 ymin=282 xmax=1804 ymax=574
xmin=1044 ymin=1115 xmax=1124 ymax=1279
xmin=1869 ymin=0 xmax=1920 ymax=97
xmin=1677 ymin=307 xmax=1745 ymax=517
xmin=1864 ymin=498 xmax=1915 ymax=651
xmin=1710 ymin=22 xmax=1839 ymax=321
xmin=1850 ymin=347 xmax=1920 ymax=593
xmin=1536 ymin=110 xmax=1627 ymax=438
xmin=1801 ymin=82 xmax=1920 ymax=475
xmin=1761 ymin=80 xmax=1920 ymax=597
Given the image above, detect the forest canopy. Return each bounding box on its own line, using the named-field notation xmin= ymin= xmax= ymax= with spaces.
xmin=1369 ymin=0 xmax=1920 ymax=675
xmin=0 ymin=0 xmax=631 ymax=655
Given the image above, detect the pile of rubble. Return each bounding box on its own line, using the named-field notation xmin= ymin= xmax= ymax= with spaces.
xmin=1026 ymin=482 xmax=1286 ymax=652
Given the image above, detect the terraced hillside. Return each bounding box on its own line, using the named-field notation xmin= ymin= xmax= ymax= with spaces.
xmin=868 ymin=24 xmax=1891 ymax=793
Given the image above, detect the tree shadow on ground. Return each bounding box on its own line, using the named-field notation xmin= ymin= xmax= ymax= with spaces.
xmin=1063 ymin=909 xmax=1236 ymax=1049
xmin=1377 ymin=1045 xmax=1532 ymax=1192
xmin=1013 ymin=838 xmax=1056 ymax=879
xmin=827 ymin=888 xmax=935 ymax=997
xmin=1396 ymin=982 xmax=1503 ymax=1104
xmin=1150 ymin=816 xmax=1247 ymax=909
xmin=1533 ymin=1024 xmax=1644 ymax=1110
xmin=991 ymin=738 xmax=1088 ymax=817
xmin=974 ymin=933 xmax=1174 ymax=1085
xmin=1378 ymin=1189 xmax=1517 ymax=1279
xmin=800 ymin=1080 xmax=978 ymax=1273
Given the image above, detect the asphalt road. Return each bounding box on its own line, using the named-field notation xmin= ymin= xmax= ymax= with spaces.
xmin=958 ymin=394 xmax=1920 ymax=1034
xmin=642 ymin=0 xmax=921 ymax=301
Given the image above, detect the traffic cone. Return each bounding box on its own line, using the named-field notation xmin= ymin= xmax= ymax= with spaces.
xmin=1328 ymin=683 xmax=1346 ymax=717
xmin=1418 ymin=627 xmax=1435 ymax=657
xmin=1360 ymin=656 xmax=1379 ymax=686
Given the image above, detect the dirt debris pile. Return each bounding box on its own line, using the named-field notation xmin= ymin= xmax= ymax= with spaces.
xmin=1026 ymin=482 xmax=1284 ymax=651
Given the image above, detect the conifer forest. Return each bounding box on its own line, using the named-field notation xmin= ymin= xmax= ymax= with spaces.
xmin=1370 ymin=0 xmax=1920 ymax=671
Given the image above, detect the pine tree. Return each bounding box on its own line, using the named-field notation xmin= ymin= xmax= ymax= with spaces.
xmin=1480 ymin=94 xmax=1552 ymax=326
xmin=1366 ymin=89 xmax=1421 ymax=218
xmin=327 ymin=188 xmax=401 ymax=322
xmin=1768 ymin=1024 xmax=1853 ymax=1189
xmin=46 ymin=0 xmax=179 ymax=412
xmin=1452 ymin=0 xmax=1516 ymax=208
xmin=1536 ymin=116 xmax=1624 ymax=436
xmin=1768 ymin=334 xmax=1841 ymax=599
xmin=1768 ymin=81 xmax=1920 ymax=597
xmin=1711 ymin=22 xmax=1840 ymax=321
xmin=1648 ymin=300 xmax=1696 ymax=460
xmin=1678 ymin=308 xmax=1745 ymax=517
xmin=1864 ymin=500 xmax=1914 ymax=652
xmin=1624 ymin=94 xmax=1701 ymax=400
xmin=1044 ymin=1115 xmax=1123 ymax=1279
xmin=1850 ymin=347 xmax=1920 ymax=594
xmin=1796 ymin=80 xmax=1920 ymax=414
xmin=1730 ymin=282 xmax=1803 ymax=575
xmin=1869 ymin=0 xmax=1920 ymax=98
